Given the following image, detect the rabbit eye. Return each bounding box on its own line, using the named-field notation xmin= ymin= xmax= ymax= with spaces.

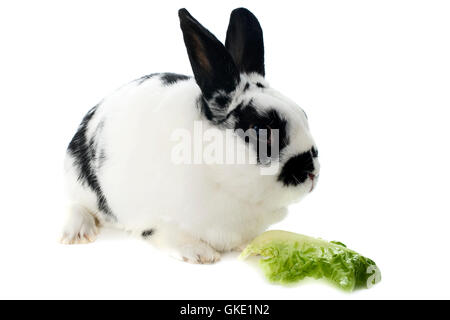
xmin=233 ymin=105 xmax=288 ymax=158
xmin=250 ymin=124 xmax=272 ymax=144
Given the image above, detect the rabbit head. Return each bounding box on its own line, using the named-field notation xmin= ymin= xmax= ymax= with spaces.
xmin=179 ymin=8 xmax=320 ymax=207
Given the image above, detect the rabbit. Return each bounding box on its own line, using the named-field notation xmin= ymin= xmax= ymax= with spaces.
xmin=61 ymin=8 xmax=320 ymax=264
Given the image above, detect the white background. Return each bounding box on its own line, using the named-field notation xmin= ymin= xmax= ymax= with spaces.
xmin=1 ymin=0 xmax=449 ymax=300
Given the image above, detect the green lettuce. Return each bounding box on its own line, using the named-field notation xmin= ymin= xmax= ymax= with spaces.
xmin=240 ymin=230 xmax=381 ymax=291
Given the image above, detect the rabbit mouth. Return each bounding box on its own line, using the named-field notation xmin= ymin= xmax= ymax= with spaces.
xmin=309 ymin=181 xmax=315 ymax=193
xmin=308 ymin=173 xmax=318 ymax=192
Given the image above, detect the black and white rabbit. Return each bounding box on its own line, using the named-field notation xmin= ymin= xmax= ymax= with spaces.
xmin=62 ymin=8 xmax=320 ymax=264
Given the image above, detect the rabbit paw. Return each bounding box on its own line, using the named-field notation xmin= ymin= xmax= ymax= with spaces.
xmin=179 ymin=242 xmax=221 ymax=264
xmin=60 ymin=205 xmax=99 ymax=244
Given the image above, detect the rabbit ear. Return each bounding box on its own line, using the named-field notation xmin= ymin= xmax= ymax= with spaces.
xmin=225 ymin=8 xmax=265 ymax=77
xmin=179 ymin=9 xmax=240 ymax=100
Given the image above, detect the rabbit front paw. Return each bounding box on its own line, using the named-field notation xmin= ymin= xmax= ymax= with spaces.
xmin=178 ymin=241 xmax=221 ymax=264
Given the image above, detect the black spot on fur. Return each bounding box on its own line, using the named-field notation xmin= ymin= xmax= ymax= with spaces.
xmin=198 ymin=97 xmax=215 ymax=122
xmin=136 ymin=73 xmax=191 ymax=86
xmin=160 ymin=73 xmax=191 ymax=85
xmin=233 ymin=102 xmax=288 ymax=163
xmin=67 ymin=105 xmax=116 ymax=220
xmin=278 ymin=150 xmax=315 ymax=186
xmin=198 ymin=93 xmax=235 ymax=124
xmin=136 ymin=73 xmax=159 ymax=85
xmin=256 ymin=82 xmax=265 ymax=89
xmin=141 ymin=229 xmax=154 ymax=238
xmin=214 ymin=95 xmax=231 ymax=108
xmin=243 ymin=83 xmax=250 ymax=92
xmin=312 ymin=146 xmax=318 ymax=158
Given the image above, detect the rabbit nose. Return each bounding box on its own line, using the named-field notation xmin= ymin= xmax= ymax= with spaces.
xmin=308 ymin=173 xmax=316 ymax=180
xmin=277 ymin=150 xmax=316 ymax=187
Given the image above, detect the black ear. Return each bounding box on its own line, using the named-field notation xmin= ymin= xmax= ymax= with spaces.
xmin=225 ymin=8 xmax=265 ymax=77
xmin=179 ymin=9 xmax=240 ymax=100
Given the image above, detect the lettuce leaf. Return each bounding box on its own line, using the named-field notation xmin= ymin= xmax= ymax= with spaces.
xmin=240 ymin=230 xmax=381 ymax=291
